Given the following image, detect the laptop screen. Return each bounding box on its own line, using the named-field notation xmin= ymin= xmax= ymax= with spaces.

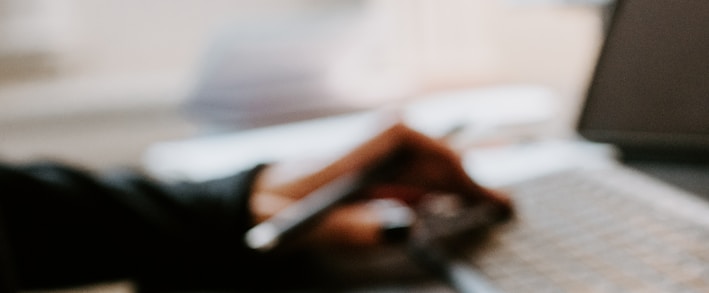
xmin=577 ymin=0 xmax=709 ymax=160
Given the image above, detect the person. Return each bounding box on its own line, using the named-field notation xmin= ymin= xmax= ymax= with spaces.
xmin=0 ymin=119 xmax=513 ymax=293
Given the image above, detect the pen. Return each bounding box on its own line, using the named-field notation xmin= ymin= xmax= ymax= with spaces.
xmin=244 ymin=149 xmax=408 ymax=252
xmin=408 ymin=199 xmax=509 ymax=293
xmin=244 ymin=171 xmax=365 ymax=252
xmin=410 ymin=243 xmax=504 ymax=293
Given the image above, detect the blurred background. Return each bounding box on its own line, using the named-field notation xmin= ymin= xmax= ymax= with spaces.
xmin=0 ymin=0 xmax=610 ymax=171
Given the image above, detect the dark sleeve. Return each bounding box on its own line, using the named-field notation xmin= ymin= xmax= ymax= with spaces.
xmin=0 ymin=161 xmax=321 ymax=292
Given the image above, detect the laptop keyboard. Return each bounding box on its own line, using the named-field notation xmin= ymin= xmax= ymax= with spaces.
xmin=464 ymin=167 xmax=709 ymax=293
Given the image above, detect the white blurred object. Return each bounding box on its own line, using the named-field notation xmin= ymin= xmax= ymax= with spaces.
xmin=463 ymin=139 xmax=618 ymax=188
xmin=403 ymin=85 xmax=557 ymax=139
xmin=144 ymin=84 xmax=559 ymax=182
xmin=184 ymin=1 xmax=417 ymax=131
xmin=144 ymin=111 xmax=382 ymax=182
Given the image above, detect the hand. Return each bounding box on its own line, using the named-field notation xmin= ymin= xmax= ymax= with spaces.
xmin=249 ymin=119 xmax=512 ymax=249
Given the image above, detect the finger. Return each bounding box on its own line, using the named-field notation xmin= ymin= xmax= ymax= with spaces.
xmin=249 ymin=191 xmax=296 ymax=224
xmin=484 ymin=188 xmax=515 ymax=219
xmin=303 ymin=199 xmax=415 ymax=248
xmin=253 ymin=122 xmax=408 ymax=200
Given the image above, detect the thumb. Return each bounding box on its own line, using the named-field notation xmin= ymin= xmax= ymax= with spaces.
xmin=305 ymin=199 xmax=416 ymax=248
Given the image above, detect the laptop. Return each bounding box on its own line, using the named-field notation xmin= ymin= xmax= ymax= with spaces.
xmin=455 ymin=1 xmax=709 ymax=292
xmin=577 ymin=0 xmax=709 ymax=197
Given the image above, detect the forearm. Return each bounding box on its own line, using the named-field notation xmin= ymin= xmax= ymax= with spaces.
xmin=0 ymin=161 xmax=270 ymax=291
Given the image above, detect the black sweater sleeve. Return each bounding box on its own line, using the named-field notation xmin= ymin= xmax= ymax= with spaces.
xmin=0 ymin=161 xmax=315 ymax=292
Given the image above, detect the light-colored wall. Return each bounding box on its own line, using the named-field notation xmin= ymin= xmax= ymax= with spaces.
xmin=0 ymin=0 xmax=605 ymax=171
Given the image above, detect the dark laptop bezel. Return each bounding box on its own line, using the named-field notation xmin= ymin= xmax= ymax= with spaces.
xmin=576 ymin=0 xmax=709 ymax=163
